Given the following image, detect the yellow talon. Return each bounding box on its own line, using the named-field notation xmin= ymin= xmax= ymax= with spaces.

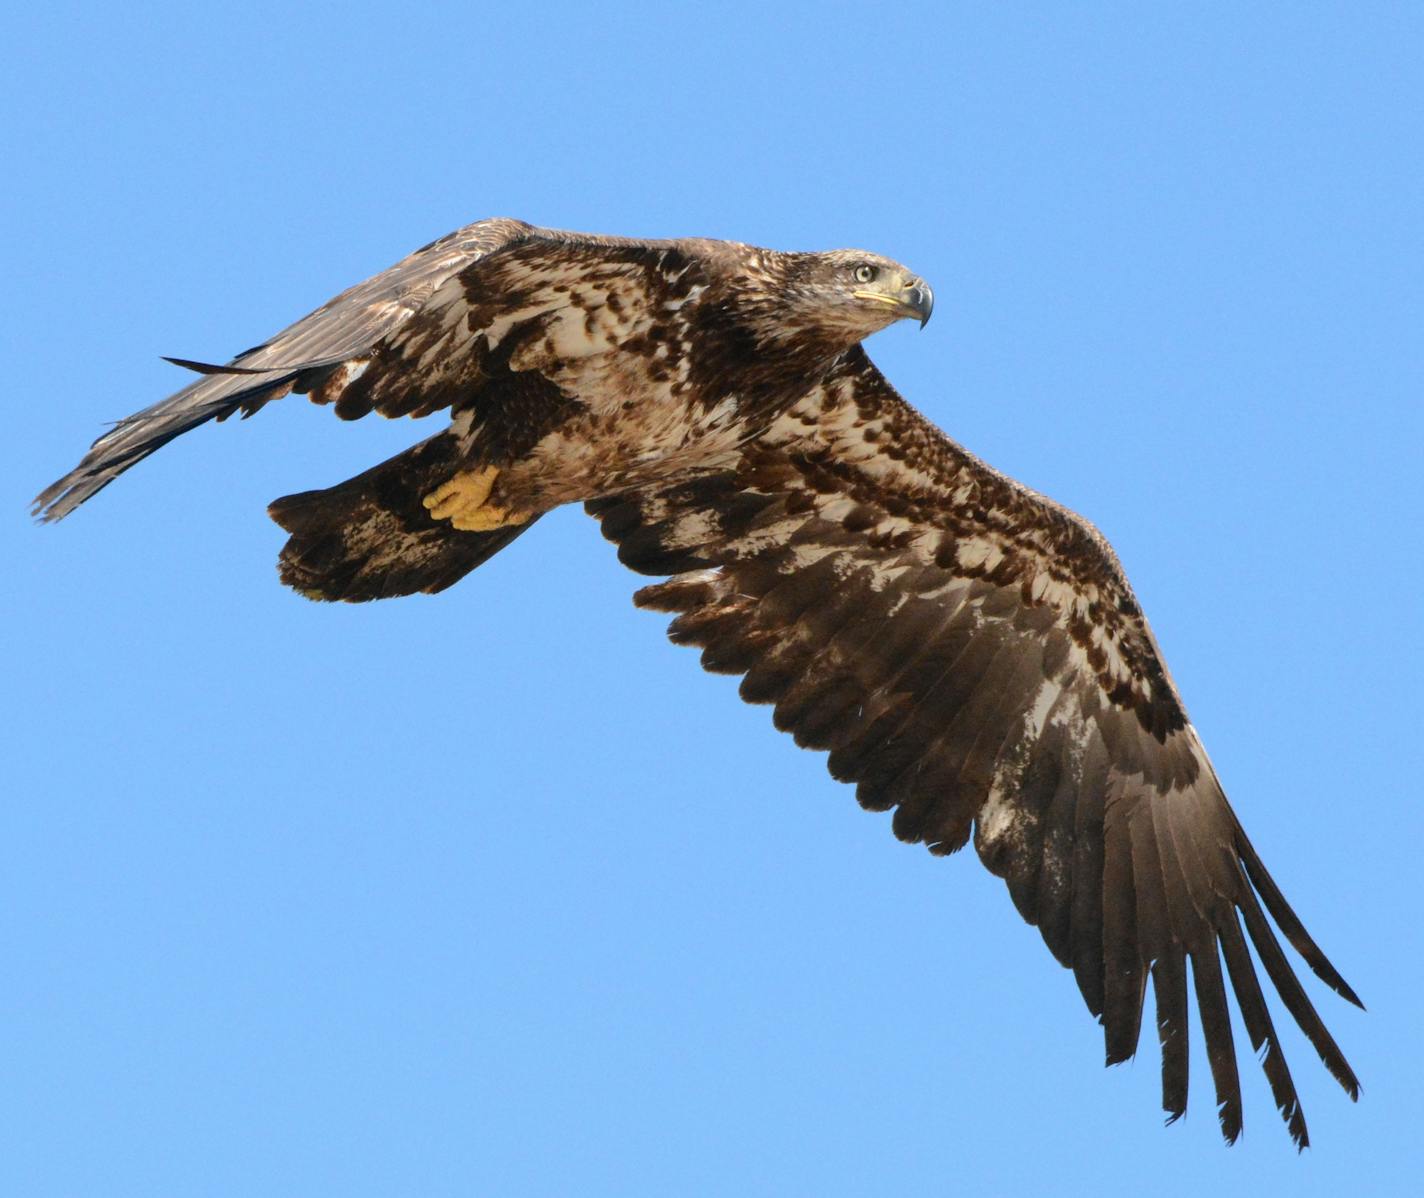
xmin=451 ymin=504 xmax=532 ymax=532
xmin=423 ymin=466 xmax=531 ymax=531
xmin=423 ymin=466 xmax=499 ymax=521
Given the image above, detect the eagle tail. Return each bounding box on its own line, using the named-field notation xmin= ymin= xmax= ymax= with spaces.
xmin=268 ymin=434 xmax=536 ymax=602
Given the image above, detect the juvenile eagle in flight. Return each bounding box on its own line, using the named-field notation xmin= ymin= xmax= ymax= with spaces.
xmin=36 ymin=218 xmax=1359 ymax=1146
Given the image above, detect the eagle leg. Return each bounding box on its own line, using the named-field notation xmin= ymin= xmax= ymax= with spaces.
xmin=422 ymin=466 xmax=532 ymax=532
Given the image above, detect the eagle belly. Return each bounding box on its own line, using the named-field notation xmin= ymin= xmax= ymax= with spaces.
xmin=466 ymin=303 xmax=753 ymax=514
xmin=503 ymin=388 xmax=749 ymax=512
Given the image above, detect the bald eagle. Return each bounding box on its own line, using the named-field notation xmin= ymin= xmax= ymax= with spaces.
xmin=35 ymin=219 xmax=1359 ymax=1146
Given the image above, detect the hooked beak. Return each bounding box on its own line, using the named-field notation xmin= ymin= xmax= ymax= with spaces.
xmin=852 ymin=275 xmax=935 ymax=328
xmin=902 ymin=277 xmax=934 ymax=328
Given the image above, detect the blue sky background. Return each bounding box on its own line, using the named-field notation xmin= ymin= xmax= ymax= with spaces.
xmin=5 ymin=4 xmax=1421 ymax=1194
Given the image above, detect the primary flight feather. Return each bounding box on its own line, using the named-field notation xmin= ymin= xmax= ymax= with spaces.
xmin=36 ymin=218 xmax=1359 ymax=1146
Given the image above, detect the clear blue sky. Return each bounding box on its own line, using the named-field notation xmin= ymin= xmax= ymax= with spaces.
xmin=5 ymin=4 xmax=1421 ymax=1194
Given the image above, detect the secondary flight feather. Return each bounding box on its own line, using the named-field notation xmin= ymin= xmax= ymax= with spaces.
xmin=36 ymin=218 xmax=1359 ymax=1146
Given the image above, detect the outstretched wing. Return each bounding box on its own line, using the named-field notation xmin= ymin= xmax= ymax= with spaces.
xmin=587 ymin=346 xmax=1360 ymax=1147
xmin=34 ymin=219 xmax=700 ymax=520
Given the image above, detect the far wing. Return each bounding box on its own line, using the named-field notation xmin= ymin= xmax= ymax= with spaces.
xmin=587 ymin=345 xmax=1360 ymax=1147
xmin=35 ymin=219 xmax=701 ymax=520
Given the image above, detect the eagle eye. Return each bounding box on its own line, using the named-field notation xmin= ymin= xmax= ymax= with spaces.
xmin=852 ymin=264 xmax=878 ymax=284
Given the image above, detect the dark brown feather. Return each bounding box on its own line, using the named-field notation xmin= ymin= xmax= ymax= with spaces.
xmin=1218 ymin=908 xmax=1311 ymax=1147
xmin=268 ymin=433 xmax=536 ymax=602
xmin=590 ymin=345 xmax=1358 ymax=1145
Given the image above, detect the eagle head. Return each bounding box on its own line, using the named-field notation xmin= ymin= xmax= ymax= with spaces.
xmin=772 ymin=249 xmax=934 ymax=349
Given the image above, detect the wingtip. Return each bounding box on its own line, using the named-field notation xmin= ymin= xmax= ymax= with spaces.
xmin=1280 ymin=1095 xmax=1311 ymax=1150
xmin=1337 ymin=980 xmax=1366 ymax=1011
xmin=1233 ymin=822 xmax=1363 ymax=1010
xmin=1218 ymin=1104 xmax=1243 ymax=1147
xmin=31 ymin=481 xmax=74 ymax=523
xmin=1103 ymin=1045 xmax=1135 ymax=1069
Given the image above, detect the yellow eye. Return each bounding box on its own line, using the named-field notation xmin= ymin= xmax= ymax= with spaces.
xmin=853 ymin=264 xmax=877 ymax=284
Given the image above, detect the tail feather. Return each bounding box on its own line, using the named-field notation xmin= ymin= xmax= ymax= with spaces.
xmin=269 ymin=434 xmax=534 ymax=602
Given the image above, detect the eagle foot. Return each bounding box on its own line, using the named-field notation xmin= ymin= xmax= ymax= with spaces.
xmin=422 ymin=467 xmax=532 ymax=532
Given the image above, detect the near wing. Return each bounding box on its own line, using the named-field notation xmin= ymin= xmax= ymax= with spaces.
xmin=34 ymin=219 xmax=683 ymax=520
xmin=587 ymin=346 xmax=1360 ymax=1147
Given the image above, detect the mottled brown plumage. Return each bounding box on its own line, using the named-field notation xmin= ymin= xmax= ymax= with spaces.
xmin=35 ymin=218 xmax=1358 ymax=1147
